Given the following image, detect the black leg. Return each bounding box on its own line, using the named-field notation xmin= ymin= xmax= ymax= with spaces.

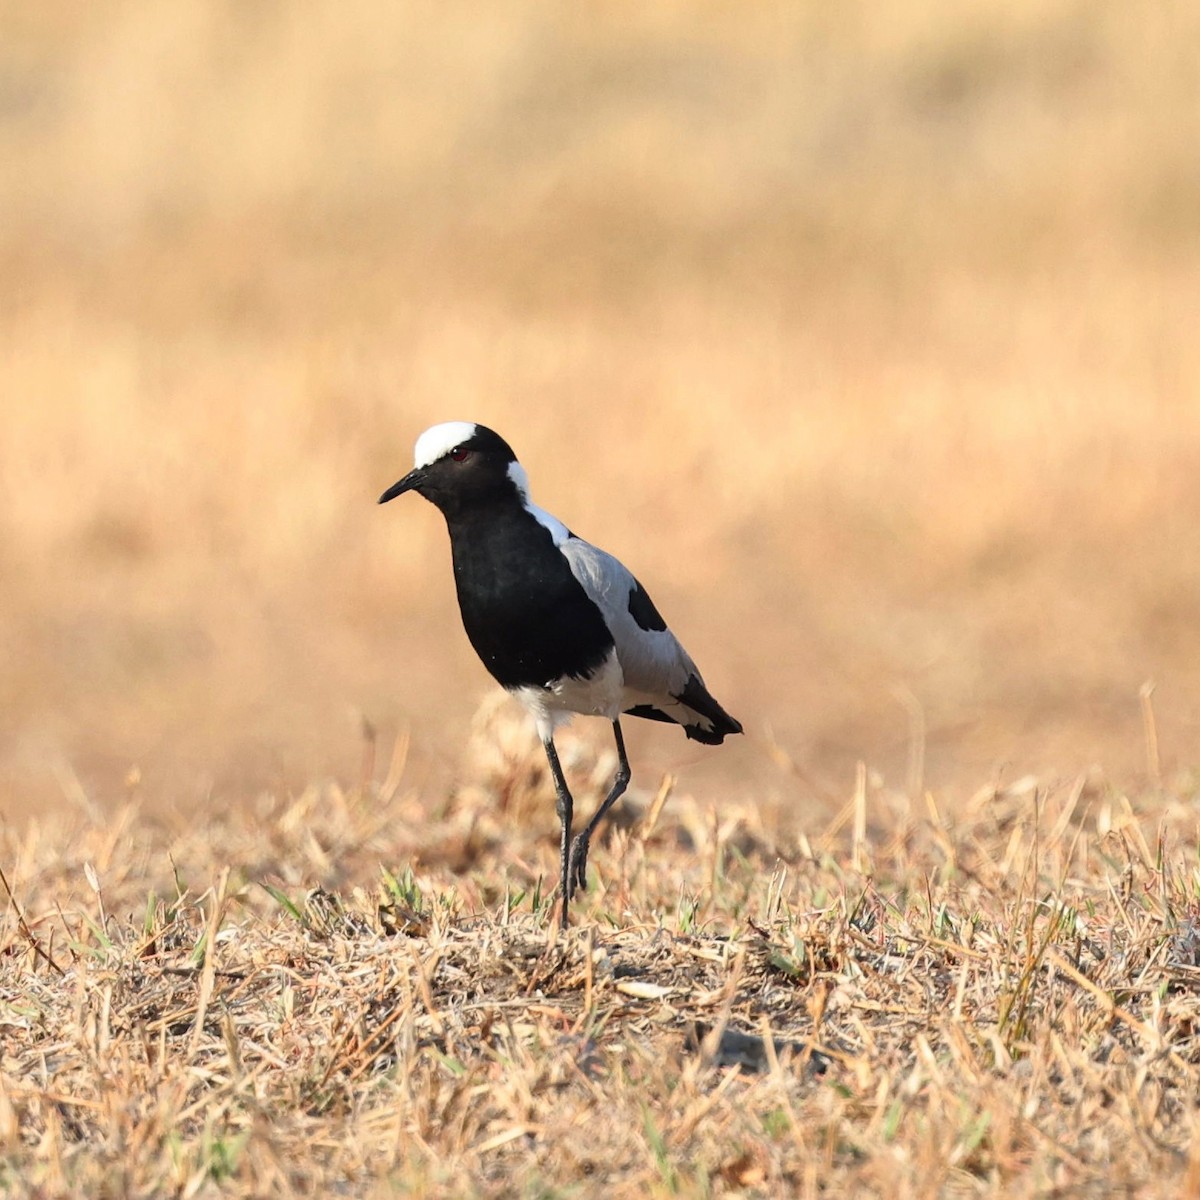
xmin=542 ymin=736 xmax=574 ymax=928
xmin=567 ymin=720 xmax=632 ymax=897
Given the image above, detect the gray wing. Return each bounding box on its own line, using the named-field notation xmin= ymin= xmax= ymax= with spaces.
xmin=559 ymin=536 xmax=742 ymax=744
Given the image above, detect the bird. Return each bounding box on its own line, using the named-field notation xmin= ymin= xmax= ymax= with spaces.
xmin=379 ymin=421 xmax=742 ymax=925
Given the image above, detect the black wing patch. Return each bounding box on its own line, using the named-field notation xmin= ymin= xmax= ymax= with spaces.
xmin=627 ymin=579 xmax=667 ymax=632
xmin=625 ymin=703 xmax=675 ymax=725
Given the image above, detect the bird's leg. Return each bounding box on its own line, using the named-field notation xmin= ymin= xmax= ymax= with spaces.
xmin=542 ymin=736 xmax=575 ymax=927
xmin=568 ymin=720 xmax=632 ymax=895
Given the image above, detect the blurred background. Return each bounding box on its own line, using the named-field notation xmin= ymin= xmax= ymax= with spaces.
xmin=2 ymin=1 xmax=1199 ymax=824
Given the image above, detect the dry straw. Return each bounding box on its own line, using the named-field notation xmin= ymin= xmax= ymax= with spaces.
xmin=2 ymin=711 xmax=1200 ymax=1196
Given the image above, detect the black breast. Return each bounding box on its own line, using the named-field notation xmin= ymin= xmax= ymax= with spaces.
xmin=446 ymin=507 xmax=615 ymax=689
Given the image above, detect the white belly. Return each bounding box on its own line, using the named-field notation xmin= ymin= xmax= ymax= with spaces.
xmin=509 ymin=648 xmax=624 ymax=740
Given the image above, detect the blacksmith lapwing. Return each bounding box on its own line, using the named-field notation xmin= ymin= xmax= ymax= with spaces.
xmin=379 ymin=421 xmax=742 ymax=925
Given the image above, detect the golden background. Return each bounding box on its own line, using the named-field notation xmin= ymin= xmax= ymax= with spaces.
xmin=2 ymin=2 xmax=1198 ymax=818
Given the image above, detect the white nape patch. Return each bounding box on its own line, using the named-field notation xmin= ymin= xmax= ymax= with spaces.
xmin=506 ymin=460 xmax=532 ymax=499
xmin=507 ymin=461 xmax=570 ymax=546
xmin=413 ymin=421 xmax=478 ymax=468
xmin=509 ymin=648 xmax=624 ymax=741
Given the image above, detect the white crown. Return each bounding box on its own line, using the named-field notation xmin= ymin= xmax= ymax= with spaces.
xmin=413 ymin=421 xmax=479 ymax=468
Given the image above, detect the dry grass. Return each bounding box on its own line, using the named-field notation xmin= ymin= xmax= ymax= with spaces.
xmin=5 ymin=707 xmax=1200 ymax=1197
xmin=2 ymin=2 xmax=1200 ymax=807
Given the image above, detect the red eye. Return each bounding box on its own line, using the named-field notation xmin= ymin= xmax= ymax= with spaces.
xmin=449 ymin=447 xmax=470 ymax=463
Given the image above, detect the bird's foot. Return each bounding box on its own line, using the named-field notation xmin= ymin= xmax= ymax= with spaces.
xmin=567 ymin=834 xmax=589 ymax=898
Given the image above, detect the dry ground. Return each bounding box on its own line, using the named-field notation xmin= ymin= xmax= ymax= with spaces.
xmin=4 ymin=3 xmax=1200 ymax=1196
xmin=5 ymin=710 xmax=1200 ymax=1197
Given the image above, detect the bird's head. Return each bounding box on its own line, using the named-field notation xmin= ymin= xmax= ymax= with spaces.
xmin=378 ymin=422 xmax=526 ymax=517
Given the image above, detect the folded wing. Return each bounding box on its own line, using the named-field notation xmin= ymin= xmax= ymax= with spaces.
xmin=559 ymin=536 xmax=742 ymax=744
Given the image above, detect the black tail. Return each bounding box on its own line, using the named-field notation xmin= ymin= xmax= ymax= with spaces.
xmin=625 ymin=673 xmax=743 ymax=746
